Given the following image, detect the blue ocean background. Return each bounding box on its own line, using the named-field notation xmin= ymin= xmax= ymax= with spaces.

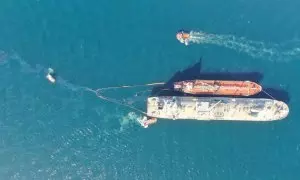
xmin=0 ymin=0 xmax=300 ymax=179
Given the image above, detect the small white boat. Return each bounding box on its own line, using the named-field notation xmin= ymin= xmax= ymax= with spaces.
xmin=46 ymin=68 xmax=56 ymax=83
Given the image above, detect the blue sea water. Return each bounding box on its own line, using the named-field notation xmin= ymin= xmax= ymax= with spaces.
xmin=0 ymin=0 xmax=300 ymax=179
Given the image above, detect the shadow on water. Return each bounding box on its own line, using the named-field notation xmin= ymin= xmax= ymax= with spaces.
xmin=253 ymin=88 xmax=290 ymax=104
xmin=151 ymin=58 xmax=290 ymax=104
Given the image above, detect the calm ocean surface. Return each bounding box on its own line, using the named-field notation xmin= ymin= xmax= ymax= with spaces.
xmin=0 ymin=0 xmax=300 ymax=179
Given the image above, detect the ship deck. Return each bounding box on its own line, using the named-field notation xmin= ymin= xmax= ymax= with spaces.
xmin=147 ymin=96 xmax=289 ymax=121
xmin=175 ymin=80 xmax=262 ymax=96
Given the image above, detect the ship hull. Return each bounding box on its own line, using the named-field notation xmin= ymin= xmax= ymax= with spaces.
xmin=147 ymin=96 xmax=289 ymax=121
xmin=176 ymin=30 xmax=190 ymax=45
xmin=174 ymin=80 xmax=262 ymax=96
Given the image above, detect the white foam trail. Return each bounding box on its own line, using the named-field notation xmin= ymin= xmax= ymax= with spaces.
xmin=0 ymin=50 xmax=87 ymax=93
xmin=0 ymin=50 xmax=146 ymax=130
xmin=56 ymin=77 xmax=87 ymax=92
xmin=188 ymin=31 xmax=300 ymax=61
xmin=119 ymin=112 xmax=143 ymax=131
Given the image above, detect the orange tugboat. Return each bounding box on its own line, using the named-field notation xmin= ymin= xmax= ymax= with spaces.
xmin=174 ymin=80 xmax=262 ymax=96
xmin=138 ymin=116 xmax=157 ymax=128
xmin=176 ymin=30 xmax=191 ymax=45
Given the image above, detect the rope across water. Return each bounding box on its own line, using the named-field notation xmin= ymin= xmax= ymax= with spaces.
xmin=83 ymin=83 xmax=167 ymax=116
xmin=95 ymin=82 xmax=165 ymax=91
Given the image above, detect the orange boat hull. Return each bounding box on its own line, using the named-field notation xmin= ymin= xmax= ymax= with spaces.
xmin=176 ymin=31 xmax=190 ymax=42
xmin=174 ymin=80 xmax=262 ymax=96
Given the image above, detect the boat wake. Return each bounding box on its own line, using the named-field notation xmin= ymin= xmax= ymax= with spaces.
xmin=119 ymin=112 xmax=144 ymax=131
xmin=187 ymin=31 xmax=300 ymax=61
xmin=0 ymin=50 xmax=146 ymax=130
xmin=0 ymin=50 xmax=85 ymax=92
